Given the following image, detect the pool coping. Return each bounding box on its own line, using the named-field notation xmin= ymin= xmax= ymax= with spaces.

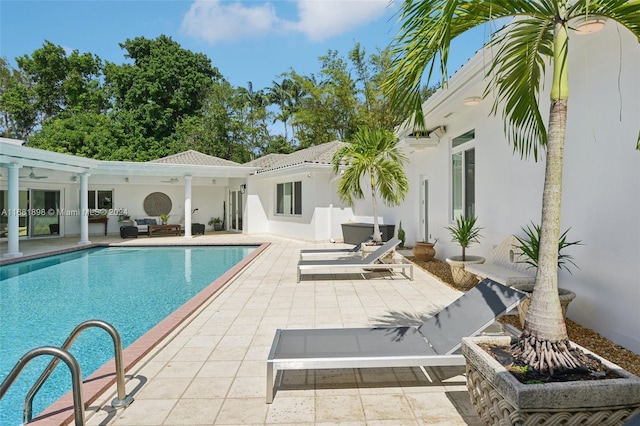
xmin=24 ymin=242 xmax=270 ymax=426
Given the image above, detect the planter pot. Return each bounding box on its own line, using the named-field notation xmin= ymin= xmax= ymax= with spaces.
xmin=213 ymin=223 xmax=223 ymax=231
xmin=446 ymin=255 xmax=486 ymax=290
xmin=412 ymin=241 xmax=436 ymax=262
xmin=462 ymin=335 xmax=640 ymax=425
xmin=512 ymin=283 xmax=576 ymax=328
xmin=341 ymin=223 xmax=395 ymax=244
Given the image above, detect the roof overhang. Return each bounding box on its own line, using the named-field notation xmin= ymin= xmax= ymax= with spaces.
xmin=1 ymin=139 xmax=259 ymax=179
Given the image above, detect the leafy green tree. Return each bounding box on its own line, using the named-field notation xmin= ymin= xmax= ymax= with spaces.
xmin=268 ymin=77 xmax=305 ymax=144
xmin=350 ymin=44 xmax=404 ymax=132
xmin=27 ymin=113 xmax=127 ymax=159
xmin=260 ymin=135 xmax=294 ymax=155
xmin=385 ymin=0 xmax=640 ymax=373
xmin=105 ymin=35 xmax=220 ymax=147
xmin=0 ymin=58 xmax=37 ymax=139
xmin=172 ymin=80 xmax=255 ymax=163
xmin=0 ymin=43 xmax=106 ymax=139
xmin=332 ymin=127 xmax=409 ymax=242
xmin=237 ymin=81 xmax=272 ymax=157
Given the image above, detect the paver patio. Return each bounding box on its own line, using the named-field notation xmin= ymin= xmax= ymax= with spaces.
xmin=3 ymin=234 xmax=485 ymax=425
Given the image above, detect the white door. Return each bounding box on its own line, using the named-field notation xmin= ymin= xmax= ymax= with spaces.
xmin=422 ymin=179 xmax=429 ymax=241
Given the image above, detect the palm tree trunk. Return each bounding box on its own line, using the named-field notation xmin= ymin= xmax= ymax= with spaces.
xmin=513 ymin=20 xmax=580 ymax=374
xmin=370 ymin=173 xmax=382 ymax=242
xmin=527 ymin=98 xmax=568 ymax=343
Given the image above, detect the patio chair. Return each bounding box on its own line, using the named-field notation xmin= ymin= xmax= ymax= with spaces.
xmin=266 ymin=278 xmax=526 ymax=403
xmin=296 ymin=237 xmax=411 ymax=282
xmin=299 ymin=236 xmax=374 ymax=259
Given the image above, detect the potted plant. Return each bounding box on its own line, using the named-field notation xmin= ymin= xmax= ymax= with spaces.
xmin=445 ymin=215 xmax=485 ymax=289
xmin=512 ymin=223 xmax=580 ymax=326
xmin=333 ymin=127 xmax=409 ymax=244
xmin=412 ymin=239 xmax=437 ymax=262
xmin=159 ymin=214 xmax=170 ymax=225
xmin=397 ymin=221 xmax=406 ymax=247
xmin=208 ymin=217 xmax=223 ymax=231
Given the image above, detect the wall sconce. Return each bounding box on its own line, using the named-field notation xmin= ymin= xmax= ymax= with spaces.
xmin=70 ymin=175 xmax=78 ymax=183
xmin=240 ymin=184 xmax=247 ymax=194
xmin=212 ymin=179 xmax=216 ymax=185
xmin=429 ymin=126 xmax=446 ymax=138
xmin=124 ymin=177 xmax=130 ymax=183
xmin=463 ymin=96 xmax=482 ymax=106
xmin=573 ymin=15 xmax=606 ymax=35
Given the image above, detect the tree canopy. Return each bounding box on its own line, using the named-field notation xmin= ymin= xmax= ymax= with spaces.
xmin=1 ymin=36 xmax=419 ymax=161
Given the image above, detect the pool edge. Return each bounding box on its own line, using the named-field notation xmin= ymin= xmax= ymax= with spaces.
xmin=27 ymin=242 xmax=271 ymax=426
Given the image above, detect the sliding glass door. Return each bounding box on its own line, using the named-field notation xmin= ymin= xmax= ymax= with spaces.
xmin=30 ymin=190 xmax=60 ymax=236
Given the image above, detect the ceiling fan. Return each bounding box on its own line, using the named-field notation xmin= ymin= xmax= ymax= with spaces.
xmin=20 ymin=167 xmax=48 ymax=180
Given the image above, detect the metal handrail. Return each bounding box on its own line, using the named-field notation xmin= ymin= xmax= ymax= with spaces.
xmin=24 ymin=319 xmax=133 ymax=423
xmin=0 ymin=346 xmax=85 ymax=425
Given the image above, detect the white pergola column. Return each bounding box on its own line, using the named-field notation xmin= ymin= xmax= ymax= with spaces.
xmin=183 ymin=175 xmax=192 ymax=239
xmin=3 ymin=163 xmax=23 ymax=258
xmin=78 ymin=173 xmax=91 ymax=245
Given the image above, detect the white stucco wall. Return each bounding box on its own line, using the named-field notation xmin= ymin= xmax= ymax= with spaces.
xmin=246 ymin=167 xmax=354 ymax=242
xmin=397 ymin=22 xmax=640 ymax=353
xmin=56 ymin=181 xmax=229 ymax=236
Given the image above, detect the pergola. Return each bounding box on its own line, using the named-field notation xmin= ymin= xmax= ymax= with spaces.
xmin=0 ymin=138 xmax=257 ymax=258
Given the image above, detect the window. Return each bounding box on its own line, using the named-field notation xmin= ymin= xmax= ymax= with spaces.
xmin=451 ymin=130 xmax=475 ymax=219
xmin=88 ymin=190 xmax=113 ymax=210
xmin=276 ymin=181 xmax=302 ymax=215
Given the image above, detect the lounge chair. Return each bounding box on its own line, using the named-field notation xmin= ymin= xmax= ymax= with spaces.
xmin=266 ymin=278 xmax=525 ymax=403
xmin=296 ymin=237 xmax=411 ymax=282
xmin=299 ymin=236 xmax=373 ymax=259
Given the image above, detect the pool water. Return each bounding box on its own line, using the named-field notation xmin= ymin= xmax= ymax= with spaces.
xmin=0 ymin=245 xmax=256 ymax=426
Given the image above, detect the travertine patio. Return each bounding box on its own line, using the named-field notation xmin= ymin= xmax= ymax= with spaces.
xmin=4 ymin=234 xmax=484 ymax=425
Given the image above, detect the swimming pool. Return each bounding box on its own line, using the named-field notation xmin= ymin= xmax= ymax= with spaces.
xmin=0 ymin=245 xmax=258 ymax=426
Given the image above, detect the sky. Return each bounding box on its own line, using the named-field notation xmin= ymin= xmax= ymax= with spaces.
xmin=1 ymin=0 xmax=490 ymax=92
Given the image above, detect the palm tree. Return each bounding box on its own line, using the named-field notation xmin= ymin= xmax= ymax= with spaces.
xmin=384 ymin=1 xmax=640 ymax=374
xmin=269 ymin=78 xmax=305 ymax=144
xmin=332 ymin=127 xmax=409 ymax=243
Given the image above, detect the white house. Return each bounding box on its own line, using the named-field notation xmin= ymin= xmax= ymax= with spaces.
xmin=350 ymin=20 xmax=640 ymax=354
xmin=1 ymin=18 xmax=638 ymax=354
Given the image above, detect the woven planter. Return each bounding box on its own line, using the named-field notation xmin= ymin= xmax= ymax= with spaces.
xmin=446 ymin=255 xmax=485 ymax=290
xmin=512 ymin=283 xmax=576 ymax=328
xmin=462 ymin=335 xmax=640 ymax=426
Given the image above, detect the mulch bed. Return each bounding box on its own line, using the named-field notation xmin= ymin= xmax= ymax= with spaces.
xmin=406 ymin=256 xmax=640 ymax=377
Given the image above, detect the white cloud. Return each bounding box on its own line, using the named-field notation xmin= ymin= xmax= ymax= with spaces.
xmin=288 ymin=0 xmax=391 ymax=41
xmin=181 ymin=0 xmax=393 ymax=44
xmin=181 ymin=0 xmax=281 ymax=44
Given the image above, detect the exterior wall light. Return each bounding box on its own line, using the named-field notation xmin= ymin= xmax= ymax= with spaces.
xmin=464 ymin=96 xmax=482 ymax=106
xmin=573 ymin=16 xmax=606 ymax=35
xmin=240 ymin=184 xmax=247 ymax=194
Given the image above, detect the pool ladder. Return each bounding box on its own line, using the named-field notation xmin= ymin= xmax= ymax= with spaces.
xmin=0 ymin=320 xmax=134 ymax=425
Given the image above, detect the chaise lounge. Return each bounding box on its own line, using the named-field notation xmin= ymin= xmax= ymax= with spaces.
xmin=296 ymin=237 xmax=412 ymax=282
xmin=266 ymin=278 xmax=526 ymax=403
xmin=299 ymin=236 xmax=373 ymax=259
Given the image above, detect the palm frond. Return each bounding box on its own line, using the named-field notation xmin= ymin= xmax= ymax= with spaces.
xmin=385 ymin=0 xmax=538 ymax=129
xmin=486 ymin=18 xmax=554 ymax=160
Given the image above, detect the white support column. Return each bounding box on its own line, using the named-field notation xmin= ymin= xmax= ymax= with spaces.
xmin=78 ymin=173 xmax=91 ymax=245
xmin=183 ymin=175 xmax=192 ymax=239
xmin=3 ymin=163 xmax=23 ymax=258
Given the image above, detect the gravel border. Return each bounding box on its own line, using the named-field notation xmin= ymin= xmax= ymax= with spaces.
xmin=406 ymin=256 xmax=640 ymax=377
